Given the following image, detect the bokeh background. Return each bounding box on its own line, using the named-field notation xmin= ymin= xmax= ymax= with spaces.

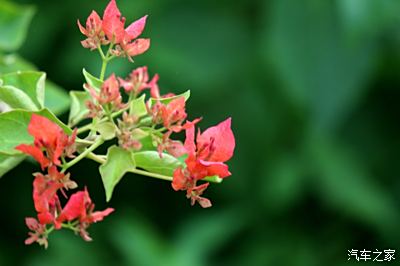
xmin=1 ymin=0 xmax=400 ymax=265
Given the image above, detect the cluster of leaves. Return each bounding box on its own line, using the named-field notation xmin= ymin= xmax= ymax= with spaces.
xmin=0 ymin=0 xmax=235 ymax=248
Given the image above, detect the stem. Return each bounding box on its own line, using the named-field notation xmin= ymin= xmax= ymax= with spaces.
xmin=61 ymin=137 xmax=104 ymax=172
xmin=104 ymin=105 xmax=121 ymax=134
xmin=97 ymin=45 xmax=108 ymax=81
xmin=100 ymin=59 xmax=107 ymax=81
xmin=97 ymin=45 xmax=106 ymax=60
xmin=45 ymin=225 xmax=55 ymax=235
xmin=61 ymin=221 xmax=79 ymax=231
xmin=86 ymin=152 xmax=106 ymax=164
xmin=128 ymin=168 xmax=173 ymax=182
xmin=77 ymin=123 xmax=92 ymax=134
xmin=97 ymin=44 xmax=115 ymax=81
xmin=75 ymin=138 xmax=95 ymax=145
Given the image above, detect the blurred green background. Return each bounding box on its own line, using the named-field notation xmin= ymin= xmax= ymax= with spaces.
xmin=1 ymin=0 xmax=400 ymax=265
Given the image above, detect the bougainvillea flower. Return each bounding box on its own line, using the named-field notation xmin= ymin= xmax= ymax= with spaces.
xmin=187 ymin=183 xmax=212 ymax=208
xmin=25 ymin=217 xmax=48 ymax=248
xmin=88 ymin=74 xmax=125 ymax=111
xmin=160 ymin=97 xmax=187 ymax=129
xmin=119 ymin=66 xmax=152 ymax=95
xmin=15 ymin=114 xmax=75 ymax=169
xmin=185 ymin=117 xmax=235 ymax=179
xmin=119 ymin=15 xmax=150 ymax=59
xmin=102 ymin=0 xmax=150 ymax=59
xmin=47 ymin=165 xmax=77 ymax=192
xmin=120 ymin=38 xmax=150 ymax=60
xmin=150 ymin=96 xmax=192 ymax=129
xmin=57 ymin=189 xmax=114 ymax=241
xmin=78 ymin=0 xmax=150 ymax=59
xmin=172 ymin=118 xmax=235 ymax=207
xmin=77 ymin=11 xmax=106 ymax=50
xmin=163 ymin=139 xmax=186 ymax=158
xmin=32 ymin=173 xmax=63 ymax=225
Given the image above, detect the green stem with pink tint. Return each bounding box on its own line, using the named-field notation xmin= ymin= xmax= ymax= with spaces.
xmin=61 ymin=137 xmax=105 ymax=173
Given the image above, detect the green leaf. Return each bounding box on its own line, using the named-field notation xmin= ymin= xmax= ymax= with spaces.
xmin=0 ymin=60 xmax=70 ymax=115
xmin=0 ymin=108 xmax=71 ymax=155
xmin=44 ymin=80 xmax=70 ymax=115
xmin=68 ymin=90 xmax=90 ymax=126
xmin=176 ymin=154 xmax=188 ymax=164
xmin=0 ymin=85 xmax=38 ymax=110
xmin=94 ymin=121 xmax=116 ymax=140
xmin=0 ymin=71 xmax=45 ymax=108
xmin=0 ymin=54 xmax=36 ymax=74
xmin=82 ymin=68 xmax=102 ymax=91
xmin=129 ymin=94 xmax=147 ymax=117
xmin=134 ymin=127 xmax=156 ymax=151
xmin=99 ymin=146 xmax=136 ymax=201
xmin=150 ymin=90 xmax=190 ymax=105
xmin=133 ymin=151 xmax=182 ymax=176
xmin=0 ymin=1 xmax=35 ymax=51
xmin=0 ymin=153 xmax=25 ymax=178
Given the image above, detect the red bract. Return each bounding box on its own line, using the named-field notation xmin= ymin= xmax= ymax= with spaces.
xmin=78 ymin=0 xmax=150 ymax=60
xmin=77 ymin=11 xmax=106 ymax=50
xmin=172 ymin=118 xmax=235 ymax=207
xmin=102 ymin=0 xmax=125 ymax=43
xmin=102 ymin=0 xmax=150 ymax=60
xmin=88 ymin=74 xmax=124 ymax=111
xmin=57 ymin=189 xmax=114 ymax=241
xmin=119 ymin=66 xmax=158 ymax=96
xmin=160 ymin=97 xmax=187 ymax=130
xmin=15 ymin=114 xmax=75 ymax=170
xmin=32 ymin=173 xmax=63 ymax=225
xmin=185 ymin=117 xmax=235 ymax=179
xmin=25 ymin=217 xmax=48 ymax=248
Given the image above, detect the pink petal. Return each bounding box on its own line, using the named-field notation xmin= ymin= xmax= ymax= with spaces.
xmin=102 ymin=0 xmax=125 ymax=43
xmin=198 ymin=160 xmax=231 ymax=179
xmin=57 ymin=191 xmax=87 ymax=222
xmin=149 ymin=74 xmax=160 ymax=98
xmin=86 ymin=11 xmax=102 ymax=32
xmin=172 ymin=167 xmax=187 ymax=191
xmin=124 ymin=38 xmax=150 ymax=57
xmin=15 ymin=144 xmax=49 ymax=170
xmin=184 ymin=122 xmax=196 ymax=156
xmin=125 ymin=15 xmax=148 ymax=41
xmin=37 ymin=212 xmax=54 ymax=225
xmin=28 ymin=114 xmax=62 ymax=146
xmin=197 ymin=118 xmax=235 ymax=162
xmin=77 ymin=19 xmax=88 ymax=35
xmin=25 ymin=217 xmax=39 ymax=231
xmin=103 ymin=0 xmax=121 ymax=19
xmin=91 ymin=208 xmax=114 ymax=223
xmin=166 ymin=140 xmax=186 ymax=158
xmin=198 ymin=197 xmax=212 ymax=208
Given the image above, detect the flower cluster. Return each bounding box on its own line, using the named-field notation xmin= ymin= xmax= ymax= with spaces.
xmin=85 ymin=61 xmax=235 ymax=207
xmin=14 ymin=0 xmax=235 ymax=249
xmin=78 ymin=0 xmax=149 ymax=61
xmin=16 ymin=115 xmax=113 ymax=248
